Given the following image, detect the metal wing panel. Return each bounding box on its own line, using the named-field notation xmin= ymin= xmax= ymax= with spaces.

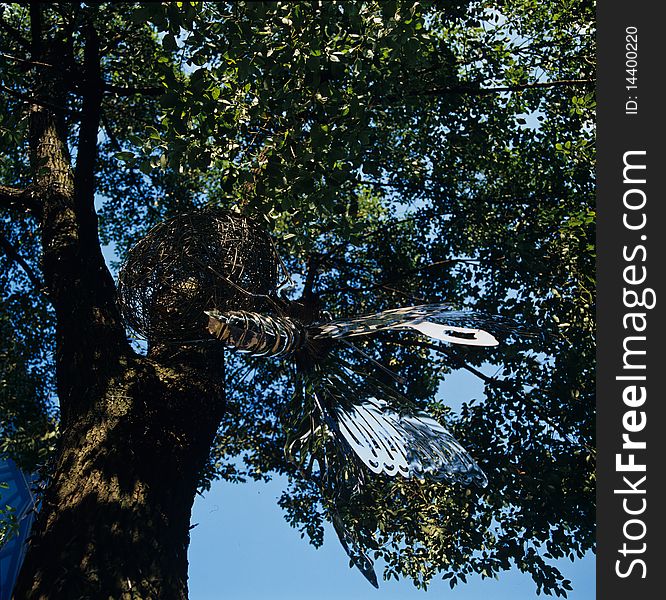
xmin=334 ymin=401 xmax=409 ymax=477
xmin=312 ymin=303 xmax=458 ymax=338
xmin=317 ymin=365 xmax=488 ymax=487
xmin=399 ymin=413 xmax=488 ymax=486
xmin=310 ymin=302 xmax=527 ymax=347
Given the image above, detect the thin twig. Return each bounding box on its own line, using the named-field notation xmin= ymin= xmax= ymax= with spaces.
xmin=0 ymin=51 xmax=57 ymax=69
xmin=418 ymin=78 xmax=595 ymax=98
xmin=0 ymin=231 xmax=48 ymax=298
xmin=321 ymin=259 xmax=476 ymax=297
xmin=342 ymin=340 xmax=405 ymax=385
xmin=100 ymin=112 xmax=122 ymax=151
xmin=0 ymin=83 xmax=78 ymax=115
xmin=103 ymin=83 xmax=163 ymax=97
xmin=392 ymin=338 xmax=496 ymax=384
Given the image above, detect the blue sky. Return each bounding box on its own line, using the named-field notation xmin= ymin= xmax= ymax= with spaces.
xmin=186 ymin=367 xmax=595 ymax=600
xmin=188 ymin=474 xmax=595 ymax=600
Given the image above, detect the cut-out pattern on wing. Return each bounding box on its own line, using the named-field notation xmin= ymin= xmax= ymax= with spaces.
xmin=313 ymin=364 xmax=488 ymax=488
xmin=311 ymin=302 xmax=528 ymax=347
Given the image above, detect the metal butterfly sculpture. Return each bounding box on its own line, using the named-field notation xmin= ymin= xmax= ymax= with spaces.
xmin=118 ymin=210 xmax=528 ymax=587
xmin=204 ymin=303 xmax=524 ymax=586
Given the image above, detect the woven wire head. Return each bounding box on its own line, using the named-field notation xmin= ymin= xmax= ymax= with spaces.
xmin=117 ymin=208 xmax=282 ymax=342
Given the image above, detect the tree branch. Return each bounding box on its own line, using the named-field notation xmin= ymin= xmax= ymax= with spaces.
xmin=0 ymin=184 xmax=39 ymax=213
xmin=303 ymin=253 xmax=319 ymax=302
xmin=100 ymin=112 xmax=122 ymax=151
xmin=0 ymin=83 xmax=78 ymax=115
xmin=392 ymin=338 xmax=499 ymax=384
xmin=393 ymin=338 xmax=589 ymax=449
xmin=352 ymin=177 xmax=423 ymax=191
xmin=419 ymin=78 xmax=595 ymax=98
xmin=29 ymin=2 xmax=42 ymax=58
xmin=69 ymin=18 xmax=128 ymax=343
xmin=320 ymin=259 xmax=476 ymax=297
xmin=27 ymin=8 xmax=131 ymax=424
xmin=0 ymin=231 xmax=48 ymax=297
xmin=103 ymin=83 xmax=163 ymax=97
xmin=74 ymin=21 xmax=104 ymax=244
xmin=0 ymin=51 xmax=59 ymax=69
xmin=317 ymin=207 xmax=445 ymax=263
xmin=435 ymin=345 xmax=498 ymax=384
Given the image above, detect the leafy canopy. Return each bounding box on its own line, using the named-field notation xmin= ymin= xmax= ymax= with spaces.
xmin=0 ymin=1 xmax=594 ymax=596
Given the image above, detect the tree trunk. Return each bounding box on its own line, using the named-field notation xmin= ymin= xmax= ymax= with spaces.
xmin=10 ymin=8 xmax=228 ymax=598
xmin=14 ymin=347 xmax=226 ymax=600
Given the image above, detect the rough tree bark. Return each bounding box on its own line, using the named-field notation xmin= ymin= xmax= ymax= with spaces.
xmin=9 ymin=8 xmax=227 ymax=599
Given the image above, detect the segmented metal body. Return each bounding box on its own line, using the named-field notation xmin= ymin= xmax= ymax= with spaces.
xmin=205 ymin=310 xmax=307 ymax=357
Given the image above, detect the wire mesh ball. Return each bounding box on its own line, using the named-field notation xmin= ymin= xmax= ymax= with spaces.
xmin=117 ymin=208 xmax=281 ymax=342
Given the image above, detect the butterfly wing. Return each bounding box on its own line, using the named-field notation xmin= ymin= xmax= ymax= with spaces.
xmin=283 ymin=357 xmax=487 ymax=587
xmin=288 ymin=362 xmax=487 ymax=586
xmin=310 ymin=302 xmax=530 ymax=347
xmin=314 ymin=363 xmax=488 ymax=487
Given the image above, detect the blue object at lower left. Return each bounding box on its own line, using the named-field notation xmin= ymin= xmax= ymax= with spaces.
xmin=0 ymin=459 xmax=36 ymax=600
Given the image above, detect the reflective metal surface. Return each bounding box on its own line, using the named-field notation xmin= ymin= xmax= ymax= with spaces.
xmin=312 ymin=302 xmax=530 ymax=346
xmin=319 ymin=364 xmax=488 ymax=487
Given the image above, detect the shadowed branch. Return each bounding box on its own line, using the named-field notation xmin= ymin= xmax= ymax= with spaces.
xmin=0 ymin=185 xmax=39 ymax=213
xmin=0 ymin=231 xmax=48 ymax=297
